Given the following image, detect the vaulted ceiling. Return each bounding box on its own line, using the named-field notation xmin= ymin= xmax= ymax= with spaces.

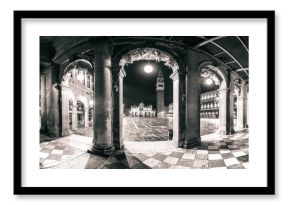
xmin=40 ymin=36 xmax=248 ymax=81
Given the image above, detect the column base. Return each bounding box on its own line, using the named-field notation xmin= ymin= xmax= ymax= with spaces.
xmin=47 ymin=131 xmax=61 ymax=138
xmin=183 ymin=138 xmax=201 ymax=149
xmin=61 ymin=131 xmax=70 ymax=137
xmin=219 ymin=128 xmax=235 ymax=135
xmin=87 ymin=144 xmax=115 ymax=156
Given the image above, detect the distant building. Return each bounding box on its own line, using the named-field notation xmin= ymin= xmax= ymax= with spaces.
xmin=129 ymin=102 xmax=156 ymax=117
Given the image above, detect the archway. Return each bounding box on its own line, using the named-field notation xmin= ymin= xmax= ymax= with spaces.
xmin=113 ymin=47 xmax=183 ymax=149
xmin=199 ymin=62 xmax=235 ymax=135
xmin=60 ymin=59 xmax=94 ymax=136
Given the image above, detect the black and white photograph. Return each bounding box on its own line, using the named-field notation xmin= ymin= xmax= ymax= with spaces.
xmin=39 ymin=36 xmax=249 ymax=169
xmin=13 ymin=10 xmax=275 ymax=195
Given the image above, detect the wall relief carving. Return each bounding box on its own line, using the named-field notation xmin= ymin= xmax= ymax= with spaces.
xmin=119 ymin=48 xmax=179 ymax=71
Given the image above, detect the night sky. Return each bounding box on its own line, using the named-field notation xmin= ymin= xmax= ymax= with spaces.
xmin=123 ymin=60 xmax=173 ymax=110
xmin=123 ymin=60 xmax=219 ymax=111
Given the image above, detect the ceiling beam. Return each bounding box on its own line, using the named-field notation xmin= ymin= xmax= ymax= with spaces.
xmin=236 ymin=68 xmax=249 ymax=72
xmin=213 ymin=51 xmax=225 ymax=56
xmin=209 ymin=41 xmax=248 ymax=77
xmin=194 ymin=36 xmax=226 ymax=48
xmin=225 ymin=60 xmax=236 ymax=65
xmin=236 ymin=36 xmax=249 ymax=52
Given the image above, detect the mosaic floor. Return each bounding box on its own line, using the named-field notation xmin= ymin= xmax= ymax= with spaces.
xmin=39 ymin=117 xmax=248 ymax=169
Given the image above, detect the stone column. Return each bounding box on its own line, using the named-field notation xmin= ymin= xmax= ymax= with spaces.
xmin=61 ymin=85 xmax=70 ymax=136
xmin=236 ymin=82 xmax=248 ymax=130
xmin=88 ymin=38 xmax=115 ymax=156
xmin=45 ymin=65 xmax=61 ymax=137
xmin=219 ymin=72 xmax=235 ymax=135
xmin=40 ymin=74 xmax=47 ymax=133
xmin=170 ymin=70 xmax=185 ymax=147
xmin=183 ymin=50 xmax=201 ymax=148
xmin=112 ymin=66 xmax=126 ymax=149
xmin=84 ymin=102 xmax=89 ymax=128
xmin=72 ymin=100 xmax=77 ymax=131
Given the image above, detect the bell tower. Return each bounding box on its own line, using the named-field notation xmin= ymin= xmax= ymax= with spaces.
xmin=156 ymin=71 xmax=165 ymax=117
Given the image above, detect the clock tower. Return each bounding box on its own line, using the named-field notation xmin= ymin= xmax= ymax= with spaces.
xmin=156 ymin=71 xmax=165 ymax=117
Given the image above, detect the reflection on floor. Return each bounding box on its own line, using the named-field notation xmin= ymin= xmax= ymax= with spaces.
xmin=69 ymin=117 xmax=220 ymax=142
xmin=39 ymin=117 xmax=248 ymax=169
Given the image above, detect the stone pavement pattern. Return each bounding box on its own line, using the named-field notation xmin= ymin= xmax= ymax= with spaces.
xmin=39 ymin=131 xmax=248 ymax=169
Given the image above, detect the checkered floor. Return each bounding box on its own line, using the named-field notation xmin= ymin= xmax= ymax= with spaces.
xmin=39 ymin=140 xmax=83 ymax=168
xmin=40 ymin=131 xmax=248 ymax=169
xmin=102 ymin=132 xmax=248 ymax=169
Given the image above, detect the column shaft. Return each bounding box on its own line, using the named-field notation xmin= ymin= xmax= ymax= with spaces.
xmin=61 ymin=86 xmax=70 ymax=136
xmin=88 ymin=39 xmax=114 ymax=156
xmin=40 ymin=75 xmax=47 ymax=133
xmin=183 ymin=50 xmax=201 ymax=148
xmin=46 ymin=67 xmax=61 ymax=137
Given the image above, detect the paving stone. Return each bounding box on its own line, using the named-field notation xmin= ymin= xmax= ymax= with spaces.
xmin=164 ymin=156 xmax=179 ymax=165
xmin=152 ymin=153 xmax=167 ymax=161
xmin=170 ymin=151 xmax=184 ymax=159
xmin=143 ymin=158 xmax=161 ymax=167
xmin=47 ymin=154 xmax=62 ymax=161
xmin=208 ymin=160 xmax=226 ymax=168
xmin=175 ymin=165 xmax=191 ymax=169
xmin=209 ymin=150 xmax=220 ymax=154
xmin=224 ymin=158 xmax=240 ymax=166
xmin=154 ymin=162 xmax=174 ymax=169
xmin=227 ymin=164 xmax=245 ymax=169
xmin=135 ymin=154 xmax=149 ymax=161
xmin=208 ymin=145 xmax=219 ymax=150
xmin=221 ymin=153 xmax=235 ymax=159
xmin=182 ymin=153 xmax=196 ymax=160
xmin=176 ymin=159 xmax=193 ymax=167
xmin=232 ymin=151 xmax=247 ymax=157
xmin=104 ymin=162 xmax=129 ymax=169
xmin=192 ymin=160 xmax=209 ymax=169
xmin=131 ymin=163 xmax=151 ymax=169
xmin=237 ymin=155 xmax=249 ymax=163
xmin=51 ymin=149 xmax=64 ymax=155
xmin=208 ymin=154 xmax=222 ymax=160
xmin=195 ymin=154 xmax=208 ymax=160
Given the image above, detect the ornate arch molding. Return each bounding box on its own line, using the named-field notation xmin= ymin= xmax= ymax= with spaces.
xmin=119 ymin=47 xmax=179 ymax=72
xmin=198 ymin=60 xmax=229 ymax=89
xmin=58 ymin=54 xmax=94 ymax=83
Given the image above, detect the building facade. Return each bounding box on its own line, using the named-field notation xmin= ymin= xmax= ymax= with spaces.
xmin=129 ymin=103 xmax=156 ymax=117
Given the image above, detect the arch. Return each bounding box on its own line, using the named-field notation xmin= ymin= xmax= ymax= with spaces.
xmin=112 ymin=43 xmax=186 ymax=72
xmin=59 ymin=57 xmax=94 ymax=85
xmin=119 ymin=47 xmax=179 ymax=72
xmin=112 ymin=45 xmax=185 ymax=149
xmin=198 ymin=60 xmax=229 ymax=90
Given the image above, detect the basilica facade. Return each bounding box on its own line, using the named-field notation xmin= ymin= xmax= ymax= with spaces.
xmin=129 ymin=103 xmax=156 ymax=117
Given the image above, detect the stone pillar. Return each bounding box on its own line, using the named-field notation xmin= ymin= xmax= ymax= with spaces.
xmin=170 ymin=70 xmax=184 ymax=147
xmin=40 ymin=74 xmax=47 ymax=133
xmin=246 ymin=84 xmax=249 ymax=127
xmin=72 ymin=100 xmax=77 ymax=131
xmin=236 ymin=82 xmax=248 ymax=130
xmin=45 ymin=66 xmax=61 ymax=137
xmin=88 ymin=38 xmax=114 ymax=156
xmin=219 ymin=72 xmax=235 ymax=135
xmin=183 ymin=50 xmax=201 ymax=148
xmin=84 ymin=102 xmax=89 ymax=128
xmin=112 ymin=66 xmax=126 ymax=150
xmin=61 ymin=85 xmax=70 ymax=136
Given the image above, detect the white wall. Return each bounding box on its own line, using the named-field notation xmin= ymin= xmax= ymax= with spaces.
xmin=0 ymin=0 xmax=287 ymax=204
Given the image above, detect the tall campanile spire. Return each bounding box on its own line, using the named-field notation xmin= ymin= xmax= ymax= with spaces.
xmin=156 ymin=71 xmax=165 ymax=117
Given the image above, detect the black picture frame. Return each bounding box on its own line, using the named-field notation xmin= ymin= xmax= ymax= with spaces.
xmin=14 ymin=10 xmax=275 ymax=195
